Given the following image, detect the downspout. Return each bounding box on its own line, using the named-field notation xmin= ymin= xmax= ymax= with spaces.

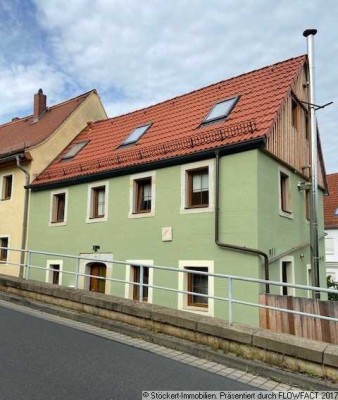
xmin=16 ymin=155 xmax=30 ymax=278
xmin=214 ymin=150 xmax=270 ymax=293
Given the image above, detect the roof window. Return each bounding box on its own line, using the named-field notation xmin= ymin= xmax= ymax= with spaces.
xmin=121 ymin=124 xmax=151 ymax=146
xmin=203 ymin=96 xmax=239 ymax=124
xmin=61 ymin=141 xmax=88 ymax=160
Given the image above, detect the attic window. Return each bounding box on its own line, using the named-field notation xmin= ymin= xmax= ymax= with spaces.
xmin=203 ymin=96 xmax=239 ymax=124
xmin=121 ymin=124 xmax=151 ymax=146
xmin=61 ymin=141 xmax=88 ymax=160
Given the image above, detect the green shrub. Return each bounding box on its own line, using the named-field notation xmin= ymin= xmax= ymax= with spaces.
xmin=327 ymin=275 xmax=338 ymax=301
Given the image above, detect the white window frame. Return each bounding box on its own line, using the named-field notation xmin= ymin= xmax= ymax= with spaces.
xmin=180 ymin=160 xmax=215 ymax=214
xmin=124 ymin=260 xmax=154 ymax=303
xmin=279 ymin=256 xmax=295 ymax=296
xmin=86 ymin=181 xmax=109 ymax=223
xmin=178 ymin=260 xmax=214 ymax=316
xmin=129 ymin=171 xmax=156 ymax=219
xmin=1 ymin=174 xmax=14 ymax=201
xmin=278 ymin=166 xmax=293 ymax=219
xmin=45 ymin=260 xmax=63 ymax=285
xmin=49 ymin=189 xmax=68 ymax=226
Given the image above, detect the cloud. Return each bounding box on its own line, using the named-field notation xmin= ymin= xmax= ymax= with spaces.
xmin=2 ymin=0 xmax=338 ymax=171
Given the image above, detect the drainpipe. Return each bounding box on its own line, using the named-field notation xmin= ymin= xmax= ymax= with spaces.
xmin=16 ymin=155 xmax=30 ymax=278
xmin=214 ymin=151 xmax=270 ymax=293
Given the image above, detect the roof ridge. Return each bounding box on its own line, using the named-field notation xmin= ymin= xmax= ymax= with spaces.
xmin=0 ymin=89 xmax=97 ymax=129
xmin=106 ymin=54 xmax=307 ymax=123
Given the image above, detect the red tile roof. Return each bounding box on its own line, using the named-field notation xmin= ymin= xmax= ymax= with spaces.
xmin=324 ymin=173 xmax=338 ymax=229
xmin=33 ymin=55 xmax=306 ymax=186
xmin=0 ymin=90 xmax=96 ymax=157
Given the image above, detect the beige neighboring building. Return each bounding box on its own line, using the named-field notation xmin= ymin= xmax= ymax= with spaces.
xmin=0 ymin=89 xmax=107 ymax=276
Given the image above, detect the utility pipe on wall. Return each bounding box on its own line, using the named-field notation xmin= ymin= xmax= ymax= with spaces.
xmin=303 ymin=28 xmax=320 ymax=298
xmin=214 ymin=151 xmax=270 ymax=293
xmin=16 ymin=155 xmax=30 ymax=278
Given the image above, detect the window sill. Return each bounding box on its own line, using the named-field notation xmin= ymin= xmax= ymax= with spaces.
xmin=279 ymin=210 xmax=293 ymax=220
xmin=129 ymin=211 xmax=155 ymax=219
xmin=86 ymin=216 xmax=107 ymax=224
xmin=49 ymin=221 xmax=67 ymax=227
xmin=180 ymin=206 xmax=214 ymax=215
xmin=182 ymin=305 xmax=211 ymax=316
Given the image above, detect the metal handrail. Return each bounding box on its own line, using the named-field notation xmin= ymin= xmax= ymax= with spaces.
xmin=1 ymin=246 xmax=337 ymax=325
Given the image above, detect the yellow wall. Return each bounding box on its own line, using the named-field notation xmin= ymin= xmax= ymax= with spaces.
xmin=0 ymin=91 xmax=107 ymax=277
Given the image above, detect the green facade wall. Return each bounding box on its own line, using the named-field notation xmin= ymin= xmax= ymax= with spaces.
xmin=26 ymin=149 xmax=325 ymax=325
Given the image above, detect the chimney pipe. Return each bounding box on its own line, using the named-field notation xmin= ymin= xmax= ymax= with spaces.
xmin=303 ymin=28 xmax=320 ymax=299
xmin=33 ymin=88 xmax=47 ymax=119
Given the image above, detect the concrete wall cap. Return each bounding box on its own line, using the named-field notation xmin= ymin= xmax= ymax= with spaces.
xmin=253 ymin=329 xmax=328 ymax=363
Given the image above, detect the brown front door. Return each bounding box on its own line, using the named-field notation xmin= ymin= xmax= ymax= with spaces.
xmin=89 ymin=263 xmax=106 ymax=293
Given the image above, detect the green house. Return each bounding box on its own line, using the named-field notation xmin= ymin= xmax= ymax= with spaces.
xmin=26 ymin=55 xmax=327 ymax=326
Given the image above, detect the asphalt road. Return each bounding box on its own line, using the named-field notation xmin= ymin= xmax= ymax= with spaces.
xmin=0 ymin=306 xmax=257 ymax=400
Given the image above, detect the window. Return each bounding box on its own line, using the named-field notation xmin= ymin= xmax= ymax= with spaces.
xmin=178 ymin=260 xmax=214 ymax=316
xmin=305 ymin=190 xmax=310 ymax=220
xmin=292 ymin=99 xmax=299 ymax=131
xmin=87 ymin=182 xmax=108 ymax=223
xmin=186 ymin=267 xmax=208 ymax=308
xmin=132 ymin=265 xmax=149 ymax=302
xmin=280 ymin=258 xmax=294 ymax=296
xmin=2 ymin=175 xmax=13 ymax=200
xmin=50 ymin=190 xmax=68 ymax=225
xmin=121 ymin=124 xmax=151 ymax=146
xmin=305 ymin=114 xmax=309 ymax=140
xmin=0 ymin=237 xmax=8 ymax=262
xmin=129 ymin=171 xmax=156 ymax=218
xmin=325 ymin=237 xmax=335 ymax=255
xmin=203 ymin=96 xmax=238 ymax=124
xmin=125 ymin=260 xmax=153 ymax=303
xmin=46 ymin=260 xmax=63 ymax=285
xmin=51 ymin=264 xmax=60 ymax=284
xmin=61 ymin=141 xmax=88 ymax=160
xmin=187 ymin=168 xmax=209 ymax=208
xmin=279 ymin=169 xmax=292 ymax=217
xmin=91 ymin=186 xmax=105 ymax=218
xmin=181 ymin=160 xmax=215 ymax=214
xmin=135 ymin=178 xmax=152 ymax=213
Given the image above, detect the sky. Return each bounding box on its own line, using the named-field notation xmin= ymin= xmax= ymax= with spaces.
xmin=0 ymin=0 xmax=337 ymax=173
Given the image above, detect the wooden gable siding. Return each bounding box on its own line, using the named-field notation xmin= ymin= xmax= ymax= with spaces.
xmin=266 ymin=65 xmax=325 ymax=188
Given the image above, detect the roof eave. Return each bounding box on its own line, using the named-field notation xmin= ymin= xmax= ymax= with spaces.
xmin=29 ymin=137 xmax=266 ymax=191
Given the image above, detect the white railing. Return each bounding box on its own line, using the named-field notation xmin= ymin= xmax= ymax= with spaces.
xmin=1 ymin=247 xmax=338 ymax=325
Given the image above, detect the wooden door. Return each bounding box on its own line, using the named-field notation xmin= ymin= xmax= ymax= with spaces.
xmin=89 ymin=263 xmax=106 ymax=293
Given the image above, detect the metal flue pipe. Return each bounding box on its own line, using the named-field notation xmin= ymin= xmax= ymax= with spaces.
xmin=303 ymin=28 xmax=320 ymax=298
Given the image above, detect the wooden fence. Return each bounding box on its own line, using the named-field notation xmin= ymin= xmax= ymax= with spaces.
xmin=259 ymin=294 xmax=338 ymax=344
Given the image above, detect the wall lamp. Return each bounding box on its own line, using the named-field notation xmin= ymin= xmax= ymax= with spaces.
xmin=92 ymin=245 xmax=100 ymax=252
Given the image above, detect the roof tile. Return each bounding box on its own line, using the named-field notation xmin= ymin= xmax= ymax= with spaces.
xmin=0 ymin=90 xmax=95 ymax=157
xmin=33 ymin=56 xmax=306 ymax=186
xmin=324 ymin=173 xmax=338 ymax=229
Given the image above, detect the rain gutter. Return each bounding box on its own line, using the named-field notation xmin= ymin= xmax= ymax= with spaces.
xmin=214 ymin=150 xmax=270 ymax=293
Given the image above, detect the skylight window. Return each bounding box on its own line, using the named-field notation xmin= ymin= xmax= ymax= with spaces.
xmin=203 ymin=96 xmax=239 ymax=124
xmin=121 ymin=124 xmax=151 ymax=146
xmin=61 ymin=141 xmax=88 ymax=160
